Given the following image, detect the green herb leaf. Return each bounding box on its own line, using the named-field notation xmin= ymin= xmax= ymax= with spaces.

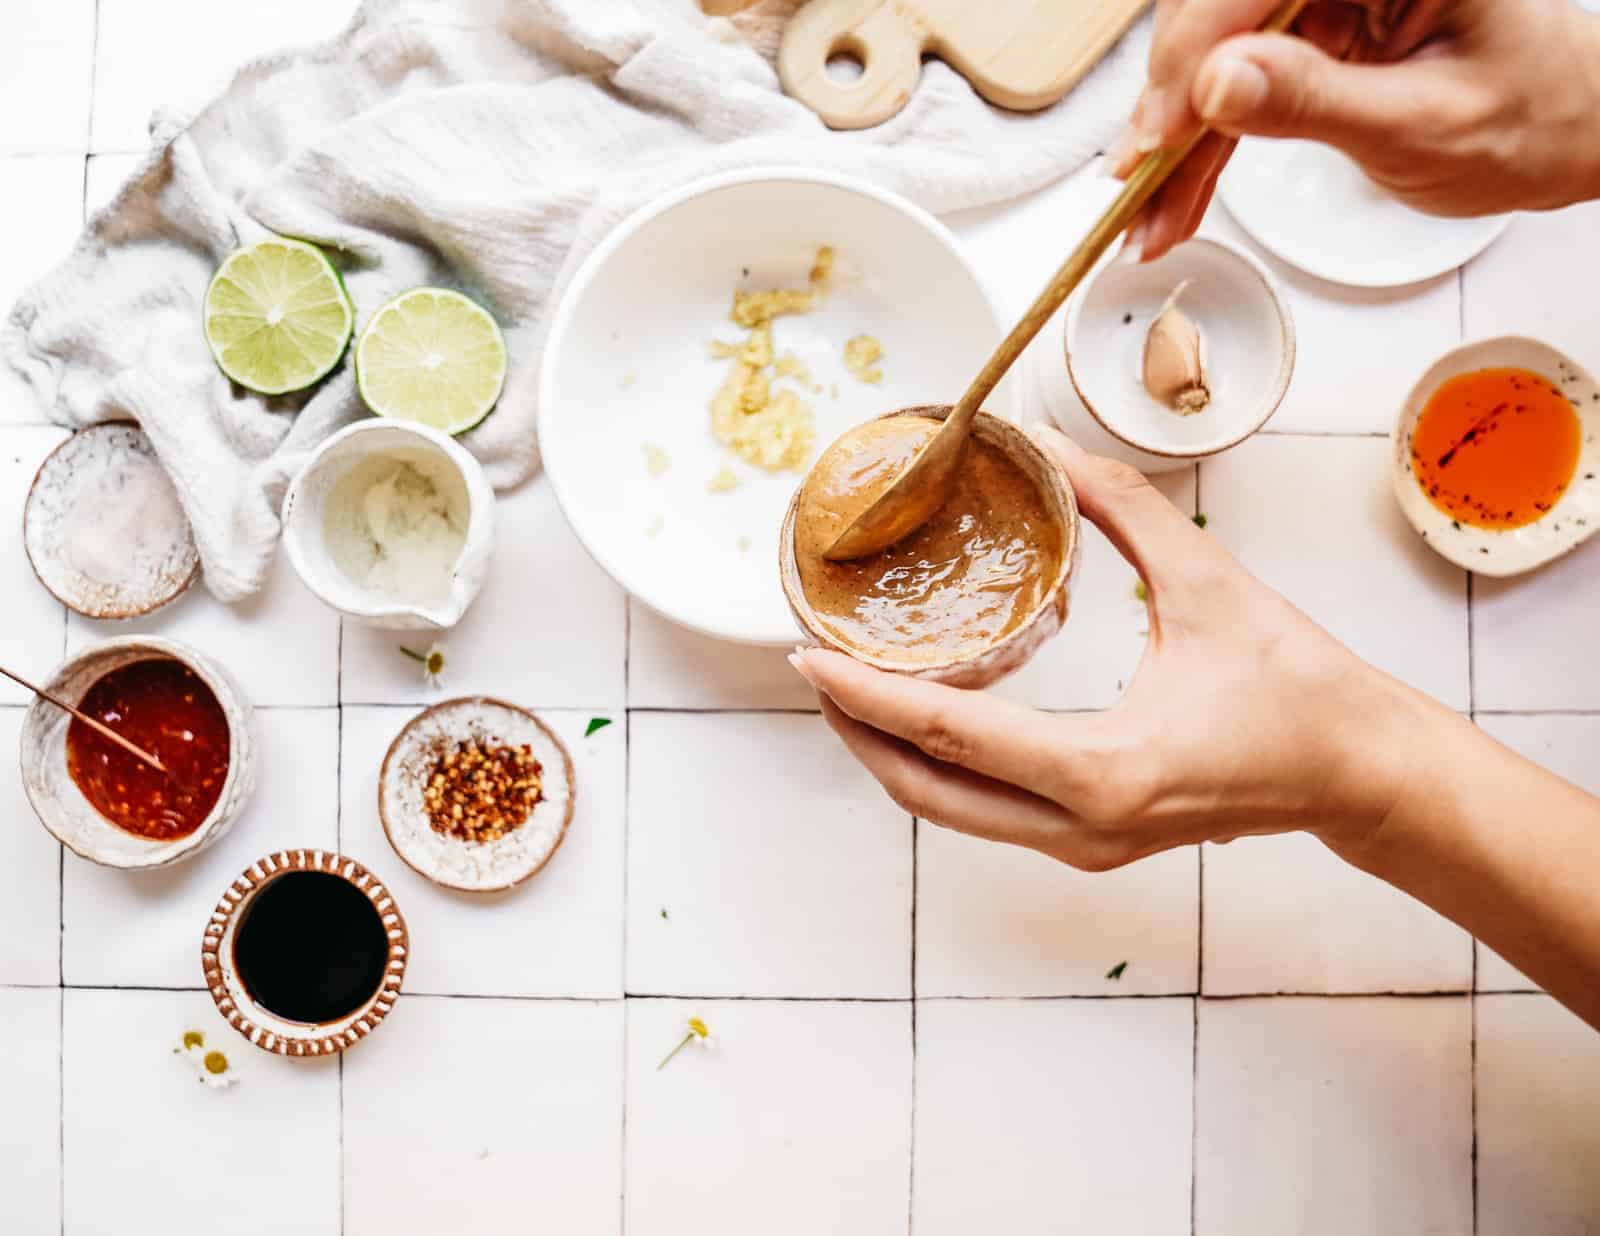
xmin=585 ymin=717 xmax=613 ymax=738
xmin=1105 ymin=961 xmax=1128 ymax=981
xmin=1192 ymin=513 xmax=1208 ymax=528
xmin=660 ymin=908 xmax=669 ymax=920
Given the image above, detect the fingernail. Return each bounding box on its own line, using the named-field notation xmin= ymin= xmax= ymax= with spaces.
xmin=1198 ymin=55 xmax=1268 ymax=125
xmin=1109 ymin=127 xmax=1162 ymax=179
xmin=787 ymin=652 xmax=818 ymax=687
xmin=1120 ymin=218 xmax=1149 ymax=265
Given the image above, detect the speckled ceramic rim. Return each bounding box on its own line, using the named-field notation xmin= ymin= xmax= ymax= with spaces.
xmin=202 ymin=850 xmax=409 ymax=1057
xmin=377 ymin=697 xmax=577 ymax=894
xmin=1065 ymin=238 xmax=1297 ymax=460
xmin=23 ymin=420 xmax=201 ymax=619
xmin=19 ymin=636 xmax=254 ymax=871
xmin=780 ymin=406 xmax=1081 ymax=688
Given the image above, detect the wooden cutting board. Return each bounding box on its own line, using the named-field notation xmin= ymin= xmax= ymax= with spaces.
xmin=708 ymin=0 xmax=1149 ymax=131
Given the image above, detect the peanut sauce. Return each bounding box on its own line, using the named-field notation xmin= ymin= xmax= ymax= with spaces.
xmin=794 ymin=415 xmax=1063 ymax=664
xmin=1411 ymin=367 xmax=1582 ymax=530
xmin=65 ymin=659 xmax=229 ymax=841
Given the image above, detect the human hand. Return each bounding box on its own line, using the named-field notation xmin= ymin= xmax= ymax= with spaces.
xmin=788 ymin=427 xmax=1439 ymax=871
xmin=1112 ymin=0 xmax=1600 ymax=263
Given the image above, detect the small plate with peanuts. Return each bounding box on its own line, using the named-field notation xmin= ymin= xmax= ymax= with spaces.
xmin=378 ymin=697 xmax=575 ymax=894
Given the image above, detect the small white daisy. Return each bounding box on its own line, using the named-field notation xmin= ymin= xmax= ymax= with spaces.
xmin=174 ymin=1031 xmax=238 ymax=1089
xmin=657 ymin=1016 xmax=716 ymax=1070
xmin=400 ymin=643 xmax=447 ymax=687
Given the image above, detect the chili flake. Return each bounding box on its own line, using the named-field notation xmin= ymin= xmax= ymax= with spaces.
xmin=422 ymin=738 xmax=544 ymax=844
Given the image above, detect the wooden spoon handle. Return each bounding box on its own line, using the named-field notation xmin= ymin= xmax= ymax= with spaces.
xmin=946 ymin=0 xmax=1309 ymax=439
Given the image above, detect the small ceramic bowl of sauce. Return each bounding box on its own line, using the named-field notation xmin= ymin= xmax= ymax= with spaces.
xmin=1393 ymin=336 xmax=1600 ymax=577
xmin=18 ymin=636 xmax=256 ymax=870
xmin=780 ymin=407 xmax=1080 ymax=688
xmin=201 ymin=849 xmax=409 ymax=1057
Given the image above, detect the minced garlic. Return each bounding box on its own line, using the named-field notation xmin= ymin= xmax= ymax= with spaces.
xmin=844 ymin=334 xmax=884 ymax=384
xmin=708 ymin=464 xmax=740 ymax=494
xmin=643 ymin=444 xmax=670 ymax=476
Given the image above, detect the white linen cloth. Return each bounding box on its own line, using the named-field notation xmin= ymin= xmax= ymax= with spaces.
xmin=2 ymin=0 xmax=1148 ymax=601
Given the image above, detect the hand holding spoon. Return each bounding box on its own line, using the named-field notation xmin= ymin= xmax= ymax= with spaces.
xmin=822 ymin=0 xmax=1308 ymax=562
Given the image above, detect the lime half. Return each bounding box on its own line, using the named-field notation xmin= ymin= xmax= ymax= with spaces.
xmin=355 ymin=288 xmax=507 ymax=434
xmin=203 ymin=238 xmax=354 ymax=395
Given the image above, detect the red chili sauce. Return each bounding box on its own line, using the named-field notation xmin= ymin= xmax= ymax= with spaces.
xmin=65 ymin=659 xmax=230 ymax=841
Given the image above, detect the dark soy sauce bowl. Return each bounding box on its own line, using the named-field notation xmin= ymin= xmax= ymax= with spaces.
xmin=201 ymin=849 xmax=409 ymax=1057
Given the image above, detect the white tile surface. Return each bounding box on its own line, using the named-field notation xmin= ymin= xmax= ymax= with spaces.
xmin=1477 ymin=994 xmax=1600 ymax=1236
xmin=1473 ymin=537 xmax=1600 ymax=712
xmin=917 ymin=821 xmax=1198 ymax=997
xmin=625 ymin=998 xmax=911 ymax=1236
xmin=62 ymin=708 xmax=338 ymax=987
xmin=0 ymin=709 xmax=63 ymax=985
xmin=1464 ymin=204 xmax=1600 ymax=378
xmin=68 ymin=548 xmax=340 ymax=707
xmin=1196 ymin=997 xmax=1472 ymax=1236
xmin=1473 ymin=715 xmax=1600 ymax=990
xmin=997 ymin=467 xmax=1196 ymax=711
xmin=1208 ymin=211 xmax=1461 ymax=436
xmin=341 ymin=477 xmax=627 ymax=709
xmin=914 ymin=998 xmax=1192 ymax=1235
xmin=1203 ymin=833 xmax=1472 ymax=994
xmin=0 ymin=427 xmax=69 ymax=703
xmin=63 ymin=988 xmax=340 ymax=1236
xmin=0 ymin=987 xmax=60 ymax=1235
xmin=340 ymin=706 xmax=625 ymax=997
xmin=0 ymin=156 xmax=85 ymax=348
xmin=628 ymin=599 xmax=815 ymax=711
xmin=1203 ymin=434 xmax=1470 ymax=709
xmin=92 ymin=0 xmax=360 ymax=152
xmin=626 ymin=713 xmax=912 ymax=998
xmin=344 ymin=995 xmax=623 ymax=1236
xmin=0 ymin=0 xmax=93 ymax=154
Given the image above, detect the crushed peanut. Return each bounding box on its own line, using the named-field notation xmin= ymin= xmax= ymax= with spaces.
xmin=421 ymin=738 xmax=544 ymax=844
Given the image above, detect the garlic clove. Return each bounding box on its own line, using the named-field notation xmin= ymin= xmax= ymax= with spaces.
xmin=1142 ymin=280 xmax=1210 ymax=415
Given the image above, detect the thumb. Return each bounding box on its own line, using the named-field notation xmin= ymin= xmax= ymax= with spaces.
xmin=1193 ymin=31 xmax=1426 ymax=160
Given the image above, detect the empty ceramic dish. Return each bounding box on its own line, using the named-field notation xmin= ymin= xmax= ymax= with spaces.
xmin=379 ymin=697 xmax=576 ymax=893
xmin=1392 ymin=336 xmax=1600 ymax=577
xmin=1060 ymin=237 xmax=1295 ymax=465
xmin=19 ymin=636 xmax=256 ymax=870
xmin=24 ymin=422 xmax=200 ymax=618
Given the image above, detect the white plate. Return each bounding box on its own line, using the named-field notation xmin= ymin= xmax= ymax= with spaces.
xmin=538 ymin=168 xmax=1004 ymax=647
xmin=1219 ymin=139 xmax=1510 ymax=288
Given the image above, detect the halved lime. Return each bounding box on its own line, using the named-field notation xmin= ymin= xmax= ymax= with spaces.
xmin=203 ymin=237 xmax=354 ymax=395
xmin=354 ymin=288 xmax=507 ymax=434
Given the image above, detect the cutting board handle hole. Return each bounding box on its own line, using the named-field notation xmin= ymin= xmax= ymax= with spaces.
xmin=824 ymin=36 xmax=867 ymax=84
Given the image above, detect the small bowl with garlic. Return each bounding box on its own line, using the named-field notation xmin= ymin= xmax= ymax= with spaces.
xmin=1051 ymin=237 xmax=1295 ymax=469
xmin=281 ymin=420 xmax=496 ymax=630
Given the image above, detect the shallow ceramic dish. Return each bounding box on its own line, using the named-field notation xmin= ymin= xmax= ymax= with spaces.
xmin=379 ymin=697 xmax=575 ymax=894
xmin=201 ymin=849 xmax=408 ymax=1056
xmin=1061 ymin=236 xmax=1295 ymax=464
xmin=281 ymin=420 xmax=495 ymax=631
xmin=538 ymin=166 xmax=1006 ymax=646
xmin=1392 ymin=336 xmax=1600 ymax=577
xmin=780 ymin=407 xmax=1080 ymax=689
xmin=24 ymin=422 xmax=200 ymax=618
xmin=1220 ymin=139 xmax=1509 ymax=288
xmin=19 ymin=636 xmax=256 ymax=870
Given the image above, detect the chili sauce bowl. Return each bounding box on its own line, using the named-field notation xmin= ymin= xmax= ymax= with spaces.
xmin=201 ymin=849 xmax=409 ymax=1057
xmin=1392 ymin=336 xmax=1600 ymax=577
xmin=281 ymin=420 xmax=496 ymax=631
xmin=1046 ymin=236 xmax=1295 ymax=471
xmin=18 ymin=636 xmax=257 ymax=870
xmin=779 ymin=408 xmax=1081 ymax=689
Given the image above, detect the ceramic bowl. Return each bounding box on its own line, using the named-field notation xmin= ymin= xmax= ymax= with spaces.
xmin=201 ymin=849 xmax=409 ymax=1057
xmin=18 ymin=636 xmax=256 ymax=870
xmin=780 ymin=406 xmax=1081 ymax=688
xmin=379 ymin=697 xmax=576 ymax=894
xmin=1056 ymin=236 xmax=1295 ymax=467
xmin=24 ymin=422 xmax=200 ymax=619
xmin=1392 ymin=336 xmax=1600 ymax=577
xmin=538 ymin=166 xmax=1006 ymax=646
xmin=281 ymin=420 xmax=496 ymax=631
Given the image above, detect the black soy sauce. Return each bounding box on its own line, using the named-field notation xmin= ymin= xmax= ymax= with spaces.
xmin=232 ymin=872 xmax=390 ymax=1025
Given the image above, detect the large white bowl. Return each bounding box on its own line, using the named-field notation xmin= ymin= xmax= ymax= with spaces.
xmin=538 ymin=167 xmax=1005 ymax=646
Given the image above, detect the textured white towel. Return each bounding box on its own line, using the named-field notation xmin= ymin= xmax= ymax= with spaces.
xmin=3 ymin=0 xmax=1148 ymax=602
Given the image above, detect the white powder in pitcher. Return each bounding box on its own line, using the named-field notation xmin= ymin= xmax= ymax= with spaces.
xmin=324 ymin=454 xmax=468 ymax=606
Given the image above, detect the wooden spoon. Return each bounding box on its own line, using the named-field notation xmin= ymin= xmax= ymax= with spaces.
xmin=822 ymin=0 xmax=1308 ymax=561
xmin=0 ymin=662 xmax=171 ymax=776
